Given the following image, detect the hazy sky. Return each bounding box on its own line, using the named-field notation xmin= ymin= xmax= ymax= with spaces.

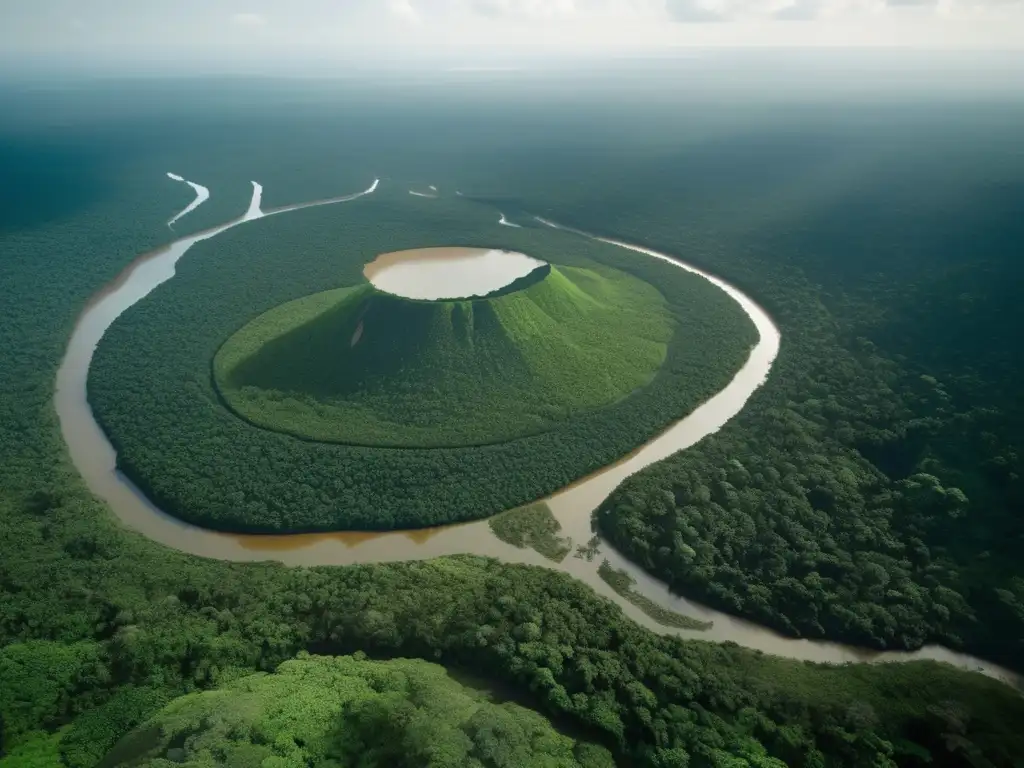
xmin=3 ymin=0 xmax=1023 ymax=74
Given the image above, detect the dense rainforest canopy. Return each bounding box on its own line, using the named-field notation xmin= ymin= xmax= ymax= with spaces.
xmin=89 ymin=188 xmax=755 ymax=532
xmin=524 ymin=128 xmax=1024 ymax=668
xmin=99 ymin=654 xmax=616 ymax=768
xmin=1 ymin=79 xmax=1023 ymax=768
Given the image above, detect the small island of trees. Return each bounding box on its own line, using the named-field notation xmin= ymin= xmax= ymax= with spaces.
xmin=89 ymin=194 xmax=756 ymax=532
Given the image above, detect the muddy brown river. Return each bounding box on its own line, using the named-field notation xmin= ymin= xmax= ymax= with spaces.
xmin=54 ymin=177 xmax=1021 ymax=689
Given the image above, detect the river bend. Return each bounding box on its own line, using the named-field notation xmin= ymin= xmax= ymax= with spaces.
xmin=54 ymin=178 xmax=1021 ymax=689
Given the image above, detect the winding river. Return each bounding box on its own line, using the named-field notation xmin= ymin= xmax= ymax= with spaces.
xmin=55 ymin=178 xmax=1021 ymax=689
xmin=166 ymin=173 xmax=211 ymax=229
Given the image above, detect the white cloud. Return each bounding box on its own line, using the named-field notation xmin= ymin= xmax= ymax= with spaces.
xmin=2 ymin=0 xmax=1024 ymax=65
xmin=231 ymin=12 xmax=268 ymax=27
xmin=468 ymin=0 xmax=580 ymax=18
xmin=666 ymin=0 xmax=727 ymax=20
xmin=389 ymin=0 xmax=422 ymax=23
xmin=773 ymin=0 xmax=824 ymax=18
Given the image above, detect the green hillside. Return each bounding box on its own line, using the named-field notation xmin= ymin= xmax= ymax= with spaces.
xmin=99 ymin=654 xmax=613 ymax=768
xmin=214 ymin=264 xmax=674 ymax=447
xmin=91 ymin=192 xmax=755 ymax=532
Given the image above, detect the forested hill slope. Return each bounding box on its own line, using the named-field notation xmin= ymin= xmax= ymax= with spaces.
xmin=89 ymin=193 xmax=752 ymax=532
xmin=214 ymin=263 xmax=673 ymax=447
xmin=99 ymin=654 xmax=616 ymax=768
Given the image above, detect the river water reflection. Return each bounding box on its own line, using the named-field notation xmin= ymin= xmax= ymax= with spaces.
xmin=364 ymin=247 xmax=544 ymax=300
xmin=54 ymin=180 xmax=1021 ymax=690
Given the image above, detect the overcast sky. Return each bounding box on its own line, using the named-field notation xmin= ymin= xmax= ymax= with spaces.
xmin=3 ymin=0 xmax=1024 ymax=75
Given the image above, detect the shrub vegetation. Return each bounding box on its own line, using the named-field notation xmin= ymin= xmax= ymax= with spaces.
xmin=487 ymin=503 xmax=572 ymax=562
xmin=597 ymin=560 xmax=712 ymax=631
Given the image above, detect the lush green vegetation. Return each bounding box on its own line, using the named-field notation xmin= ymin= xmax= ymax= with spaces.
xmin=523 ymin=122 xmax=1024 ymax=667
xmin=574 ymin=537 xmax=602 ymax=563
xmin=597 ymin=561 xmax=712 ymax=631
xmin=90 ymin=190 xmax=754 ymax=532
xmin=468 ymin=262 xmax=552 ymax=300
xmin=5 ymin=542 xmax=1024 ymax=768
xmin=488 ymin=504 xmax=572 ymax=562
xmin=214 ymin=263 xmax=673 ymax=448
xmin=3 ymin=78 xmax=1024 ymax=767
xmin=99 ymin=653 xmax=615 ymax=767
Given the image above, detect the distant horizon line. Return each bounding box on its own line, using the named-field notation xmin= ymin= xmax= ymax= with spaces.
xmin=2 ymin=46 xmax=1024 ymax=85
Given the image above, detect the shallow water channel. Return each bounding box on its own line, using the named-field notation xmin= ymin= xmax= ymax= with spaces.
xmin=54 ymin=178 xmax=1021 ymax=689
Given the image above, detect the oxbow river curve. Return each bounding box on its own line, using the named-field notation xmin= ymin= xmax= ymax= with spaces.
xmin=54 ymin=177 xmax=1022 ymax=690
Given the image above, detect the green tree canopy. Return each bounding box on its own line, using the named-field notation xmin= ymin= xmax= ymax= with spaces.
xmin=100 ymin=654 xmax=615 ymax=768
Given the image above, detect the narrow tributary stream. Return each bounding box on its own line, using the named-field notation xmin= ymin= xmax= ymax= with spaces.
xmin=54 ymin=178 xmax=1021 ymax=689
